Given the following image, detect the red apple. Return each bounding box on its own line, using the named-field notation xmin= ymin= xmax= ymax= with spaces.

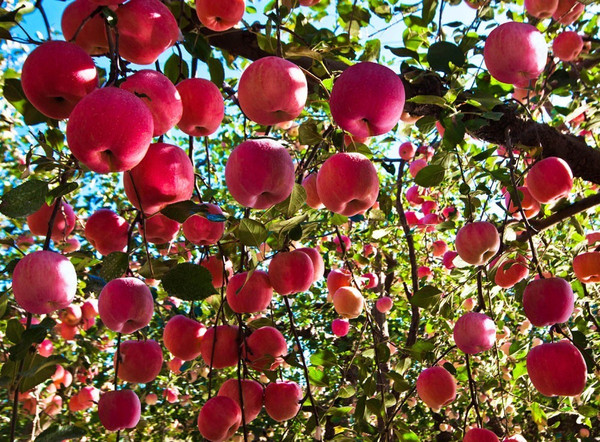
xmin=503 ymin=186 xmax=540 ymax=219
xmin=553 ymin=31 xmax=584 ymax=62
xmin=200 ymin=255 xmax=233 ymax=288
xmin=61 ymin=0 xmax=109 ymax=55
xmin=264 ymin=381 xmax=302 ymax=422
xmin=552 ymin=0 xmax=585 ymax=25
xmin=327 ymin=268 xmax=352 ymax=302
xmin=376 ymin=296 xmax=393 ymax=314
xmin=503 ymin=436 xmax=527 ymax=442
xmin=453 ymin=312 xmax=496 ymax=354
xmin=163 ymin=315 xmax=206 ymax=361
xmin=218 ymin=379 xmax=263 ymax=423
xmin=268 ymin=250 xmax=314 ymax=295
xmin=182 ymin=203 xmax=225 ymax=245
xmin=60 ymin=304 xmax=82 ymax=326
xmin=27 ymin=201 xmax=76 ymax=241
xmin=399 ymin=142 xmax=416 ymax=161
xmin=522 ymin=277 xmax=574 ymax=327
xmin=244 ymin=326 xmax=287 ymax=371
xmin=455 ymin=222 xmax=500 ymax=266
xmin=195 ymin=0 xmax=245 ymax=32
xmin=409 ymin=159 xmax=427 ymax=178
xmin=416 ymin=366 xmax=457 ymax=410
xmin=197 ymin=396 xmax=241 ymax=442
xmin=226 ymin=270 xmax=273 ymax=313
xmin=463 ymin=428 xmax=499 ymax=442
xmin=333 ymin=235 xmax=351 ymax=253
xmin=116 ymin=339 xmax=163 ymax=383
xmin=573 ymin=252 xmax=600 ymax=283
xmin=492 ymin=255 xmax=529 ymax=288
xmin=295 ymin=247 xmax=324 ymax=282
xmin=85 ymin=209 xmax=129 ymax=255
xmin=525 ymin=0 xmax=558 ymax=18
xmin=333 ymin=286 xmax=364 ymax=319
xmin=443 ymin=251 xmax=458 ymax=270
xmin=98 ymin=390 xmax=141 ymax=431
xmin=432 ymin=240 xmax=448 ymax=257
xmin=302 ymin=172 xmax=324 ymax=209
xmin=140 ymin=213 xmax=180 ymax=244
xmin=176 ymin=78 xmax=224 ymax=136
xmin=331 ymin=318 xmax=350 ymax=337
xmin=362 ymin=272 xmax=378 ymax=289
xmin=98 ymin=277 xmax=154 ymax=334
xmin=406 ymin=185 xmax=425 ymax=206
xmin=200 ymin=325 xmax=240 ymax=369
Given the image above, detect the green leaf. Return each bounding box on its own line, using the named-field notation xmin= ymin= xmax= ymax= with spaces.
xmin=164 ymin=53 xmax=188 ymax=84
xmin=207 ymin=57 xmax=224 ymax=87
xmin=161 ymin=200 xmax=214 ymax=223
xmin=0 ymin=179 xmax=48 ymax=218
xmin=338 ymin=385 xmax=356 ymax=398
xmin=360 ymin=39 xmax=381 ymax=62
xmin=407 ymin=95 xmax=447 ymax=107
xmin=415 ymin=164 xmax=445 ymax=187
xmin=162 ymin=263 xmax=217 ymax=301
xmin=6 ymin=318 xmax=24 ymax=344
xmin=99 ymin=252 xmax=129 ymax=281
xmin=47 ymin=182 xmax=78 ymax=200
xmin=183 ymin=32 xmax=211 ymax=61
xmin=275 ymin=184 xmax=307 ymax=217
xmin=238 ymin=218 xmax=268 ymax=247
xmin=310 ymin=349 xmax=337 ymax=367
xmin=385 ymin=46 xmax=419 ymax=60
xmin=427 ymin=41 xmax=465 ymax=74
xmin=298 ymin=120 xmax=322 ymax=145
xmin=308 ymin=366 xmax=329 ymax=387
xmin=35 ymin=426 xmax=86 ymax=442
xmin=410 ymin=285 xmax=442 ymax=309
xmin=20 ymin=355 xmax=67 ymax=392
xmin=3 ymin=78 xmax=49 ymax=125
xmin=473 ymin=147 xmax=496 ymax=161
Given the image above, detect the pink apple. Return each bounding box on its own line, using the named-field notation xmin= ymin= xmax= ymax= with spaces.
xmin=455 ymin=221 xmax=500 ymax=266
xmin=85 ymin=209 xmax=129 ymax=255
xmin=98 ymin=390 xmax=141 ymax=431
xmin=141 ymin=213 xmax=180 ymax=244
xmin=553 ymin=31 xmax=584 ymax=62
xmin=331 ymin=318 xmax=350 ymax=337
xmin=376 ymin=296 xmax=393 ymax=314
xmin=503 ymin=435 xmax=527 ymax=442
xmin=61 ymin=0 xmax=109 ymax=55
xmin=329 ymin=62 xmax=405 ymax=138
xmin=38 ymin=339 xmax=54 ymax=357
xmin=333 ymin=235 xmax=351 ymax=253
xmin=197 ymin=396 xmax=241 ymax=441
xmin=98 ymin=277 xmax=154 ymax=334
xmin=416 ymin=366 xmax=457 ymax=410
xmin=145 ymin=393 xmax=158 ymax=405
xmin=409 ymin=159 xmax=427 ymax=178
xmin=226 ymin=270 xmax=273 ymax=313
xmin=552 ymin=0 xmax=584 ymax=25
xmin=503 ymin=186 xmax=540 ymax=219
xmin=453 ymin=312 xmax=496 ymax=354
xmin=522 ymin=277 xmax=574 ymax=327
xmin=200 ymin=325 xmax=240 ymax=369
xmin=362 ymin=272 xmax=378 ymax=289
xmin=463 ymin=428 xmax=499 ymax=442
xmin=176 ymin=78 xmax=224 ymax=136
xmin=27 ymin=201 xmax=76 ymax=241
xmin=492 ymin=255 xmax=529 ymax=289
xmin=525 ymin=0 xmax=558 ymax=18
xmin=333 ymin=286 xmax=364 ymax=319
xmin=200 ymin=255 xmax=233 ymax=288
xmin=60 ymin=304 xmax=82 ymax=326
xmin=182 ymin=203 xmax=225 ymax=245
xmin=163 ymin=315 xmax=206 ymax=361
xmin=573 ymin=252 xmax=600 ymax=283
xmin=195 ymin=0 xmax=245 ymax=31
xmin=268 ymin=250 xmax=314 ymax=295
xmin=527 ymin=340 xmax=586 ymax=396
xmin=244 ymin=326 xmax=287 ymax=371
xmin=116 ymin=339 xmax=163 ymax=383
xmin=406 ymin=185 xmax=425 ymax=205
xmin=295 ymin=247 xmax=324 ymax=282
xmin=264 ymin=381 xmax=302 ymax=422
xmin=327 ymin=268 xmax=352 ymax=302
xmin=302 ymin=172 xmax=324 ymax=209
xmin=218 ymin=379 xmax=263 ymax=423
xmin=399 ymin=142 xmax=416 ymax=161
xmin=443 ymin=251 xmax=458 ymax=269
xmin=432 ymin=240 xmax=448 ymax=257
xmin=418 ymin=266 xmax=432 ymax=280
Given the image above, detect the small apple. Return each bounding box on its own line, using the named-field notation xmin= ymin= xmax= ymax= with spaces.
xmin=85 ymin=209 xmax=129 ymax=255
xmin=195 ymin=0 xmax=246 ymax=31
xmin=98 ymin=390 xmax=141 ymax=431
xmin=333 ymin=286 xmax=364 ymax=319
xmin=553 ymin=31 xmax=584 ymax=62
xmin=453 ymin=312 xmax=496 ymax=354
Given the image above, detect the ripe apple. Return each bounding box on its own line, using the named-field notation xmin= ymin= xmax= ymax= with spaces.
xmin=463 ymin=428 xmax=499 ymax=442
xmin=218 ymin=379 xmax=263 ymax=423
xmin=60 ymin=305 xmax=82 ymax=326
xmin=333 ymin=235 xmax=351 ymax=253
xmin=182 ymin=203 xmax=225 ymax=245
xmin=200 ymin=255 xmax=233 ymax=288
xmin=573 ymin=252 xmax=600 ymax=283
xmin=327 ymin=268 xmax=352 ymax=302
xmin=85 ymin=209 xmax=129 ymax=255
xmin=483 ymin=21 xmax=548 ymax=87
xmin=237 ymin=56 xmax=308 ymax=125
xmin=12 ymin=251 xmax=77 ymax=315
xmin=331 ymin=318 xmax=350 ymax=337
xmin=268 ymin=250 xmax=314 ymax=295
xmin=244 ymin=326 xmax=287 ymax=371
xmin=503 ymin=435 xmax=527 ymax=442
xmin=299 ymin=0 xmax=321 ymax=5
xmin=116 ymin=339 xmax=163 ymax=383
xmin=38 ymin=339 xmax=54 ymax=357
xmin=98 ymin=277 xmax=154 ymax=334
xmin=409 ymin=159 xmax=427 ymax=178
xmin=200 ymin=325 xmax=240 ymax=369
xmin=176 ymin=78 xmax=224 ymax=136
xmin=61 ymin=0 xmax=109 ymax=55
xmin=67 ymin=87 xmax=154 ymax=173
xmin=195 ymin=0 xmax=245 ymax=31
xmin=163 ymin=315 xmax=206 ymax=361
xmin=69 ymin=386 xmax=99 ymax=411
xmin=362 ymin=272 xmax=378 ymax=289
xmin=98 ymin=390 xmax=141 ymax=431
xmin=121 ymin=70 xmax=183 ymax=136
xmin=301 ymin=172 xmax=324 ymax=209
xmin=453 ymin=312 xmax=496 ymax=354
xmin=492 ymin=255 xmax=529 ymax=288
xmin=316 ymin=152 xmax=379 ymax=217
xmin=526 ymin=340 xmax=586 ymax=396
xmin=333 ymin=286 xmax=364 ymax=319
xmin=416 ymin=366 xmax=457 ymax=410
xmin=443 ymin=251 xmax=458 ymax=269
xmin=522 ymin=277 xmax=574 ymax=327
xmin=197 ymin=396 xmax=241 ymax=442
xmin=329 ymin=62 xmax=405 ymax=138
xmin=399 ymin=142 xmax=416 ymax=161
xmin=552 ymin=0 xmax=585 ymax=25
xmin=376 ymin=296 xmax=393 ymax=314
xmin=455 ymin=222 xmax=500 ymax=266
xmin=264 ymin=381 xmax=302 ymax=422
xmin=226 ymin=270 xmax=273 ymax=313
xmin=525 ymin=0 xmax=558 ymax=18
xmin=140 ymin=213 xmax=180 ymax=244
xmin=225 ymin=138 xmax=295 ymax=209
xmin=406 ymin=185 xmax=425 ymax=205
xmin=27 ymin=201 xmax=76 ymax=241
xmin=295 ymin=247 xmax=324 ymax=282
xmin=503 ymin=186 xmax=540 ymax=219
xmin=432 ymin=240 xmax=448 ymax=257
xmin=526 ymin=157 xmax=573 ymax=205
xmin=553 ymin=31 xmax=584 ymax=62
xmin=123 ymin=142 xmax=195 ymax=215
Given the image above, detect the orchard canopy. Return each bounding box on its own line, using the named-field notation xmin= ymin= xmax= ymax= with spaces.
xmin=2 ymin=0 xmax=600 ymax=440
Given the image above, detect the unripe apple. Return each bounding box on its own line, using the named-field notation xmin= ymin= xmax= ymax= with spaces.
xmin=121 ymin=70 xmax=183 ymax=136
xmin=21 ymin=41 xmax=98 ymax=119
xmin=141 ymin=213 xmax=180 ymax=244
xmin=244 ymin=326 xmax=287 ymax=371
xmin=316 ymin=152 xmax=379 ymax=217
xmin=525 ymin=0 xmax=558 ymax=18
xmin=225 ymin=138 xmax=295 ymax=209
xmin=123 ymin=142 xmax=195 ymax=215
xmin=526 ymin=340 xmax=586 ymax=396
xmin=302 ymin=172 xmax=324 ymax=209
xmin=453 ymin=312 xmax=496 ymax=354
xmin=176 ymin=78 xmax=224 ymax=136
xmin=553 ymin=31 xmax=584 ymax=62
xmin=327 ymin=268 xmax=352 ymax=302
xmin=200 ymin=255 xmax=233 ymax=288
xmin=200 ymin=325 xmax=240 ymax=369
xmin=295 ymin=247 xmax=324 ymax=282
xmin=85 ymin=209 xmax=129 ymax=255
xmin=98 ymin=390 xmax=141 ymax=431
xmin=61 ymin=0 xmax=108 ymax=55
xmin=573 ymin=252 xmax=600 ymax=283
xmin=526 ymin=157 xmax=573 ymax=204
xmin=416 ymin=366 xmax=457 ymax=410
xmin=264 ymin=381 xmax=302 ymax=422
xmin=376 ymin=296 xmax=393 ymax=314
xmin=98 ymin=277 xmax=154 ymax=334
xmin=226 ymin=270 xmax=273 ymax=313
xmin=238 ymin=56 xmax=308 ymax=125
xmin=268 ymin=250 xmax=314 ymax=295
xmin=333 ymin=286 xmax=364 ymax=319
xmin=67 ymin=87 xmax=154 ymax=173
xmin=196 ymin=0 xmax=245 ymax=32
xmin=329 ymin=62 xmax=405 ymax=138
xmin=552 ymin=0 xmax=584 ymax=25
xmin=503 ymin=186 xmax=540 ymax=219
xmin=218 ymin=379 xmax=264 ymax=423
xmin=399 ymin=142 xmax=416 ymax=161
xmin=181 ymin=204 xmax=225 ymax=245
xmin=331 ymin=318 xmax=350 ymax=337
xmin=197 ymin=396 xmax=241 ymax=442
xmin=27 ymin=201 xmax=76 ymax=241
xmin=12 ymin=251 xmax=77 ymax=315
xmin=455 ymin=222 xmax=500 ymax=266
xmin=116 ymin=339 xmax=163 ymax=383
xmin=522 ymin=277 xmax=574 ymax=327
xmin=463 ymin=428 xmax=499 ymax=442
xmin=492 ymin=255 xmax=529 ymax=288
xmin=483 ymin=22 xmax=548 ymax=87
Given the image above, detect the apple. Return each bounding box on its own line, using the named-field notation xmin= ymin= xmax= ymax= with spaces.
xmin=264 ymin=381 xmax=302 ymax=422
xmin=27 ymin=201 xmax=76 ymax=241
xmin=573 ymin=252 xmax=600 ymax=283
xmin=197 ymin=396 xmax=241 ymax=442
xmin=331 ymin=318 xmax=350 ymax=337
xmin=416 ymin=366 xmax=457 ymax=410
xmin=405 ymin=211 xmax=421 ymax=225
xmin=299 ymin=0 xmax=321 ymax=5
xmin=145 ymin=393 xmax=158 ymax=405
xmin=38 ymin=339 xmax=54 ymax=357
xmin=526 ymin=340 xmax=586 ymax=396
xmin=327 ymin=268 xmax=352 ymax=302
xmin=182 ymin=203 xmax=225 ymax=245
xmin=333 ymin=235 xmax=351 ymax=253
xmin=375 ymin=296 xmax=393 ymax=314
xmin=552 ymin=0 xmax=585 ymax=25
xmin=60 ymin=305 xmax=82 ymax=326
xmin=218 ymin=379 xmax=264 ymax=423
xmin=123 ymin=142 xmax=195 ymax=215
xmin=268 ymin=250 xmax=314 ymax=295
xmin=406 ymin=185 xmax=425 ymax=205
xmin=176 ymin=78 xmax=224 ymax=136
xmin=140 ymin=213 xmax=180 ymax=244
xmin=418 ymin=266 xmax=432 ymax=281
xmin=121 ymin=70 xmax=183 ymax=136
xmin=21 ymin=41 xmax=98 ymax=119
xmin=163 ymin=315 xmax=206 ymax=361
xmin=553 ymin=31 xmax=584 ymax=62
xmin=443 ymin=251 xmax=458 ymax=269
xmin=483 ymin=22 xmax=548 ymax=87
xmin=237 ymin=56 xmax=308 ymax=125
xmin=463 ymin=428 xmax=499 ymax=442
xmin=525 ymin=0 xmax=558 ymax=18
xmin=455 ymin=222 xmax=500 ymax=266
xmin=362 ymin=272 xmax=378 ymax=289
xmin=503 ymin=435 xmax=527 ymax=442
xmin=69 ymin=386 xmax=99 ymax=411
xmin=522 ymin=277 xmax=574 ymax=327
xmin=226 ymin=270 xmax=273 ymax=313
xmin=98 ymin=390 xmax=141 ymax=431
xmin=333 ymin=286 xmax=364 ymax=319
xmin=503 ymin=186 xmax=540 ymax=219
xmin=196 ymin=0 xmax=245 ymax=31
xmin=399 ymin=142 xmax=416 ymax=161
xmin=200 ymin=255 xmax=233 ymax=288
xmin=409 ymin=159 xmax=427 ymax=178
xmin=453 ymin=312 xmax=496 ymax=354
xmin=98 ymin=277 xmax=154 ymax=334
xmin=200 ymin=325 xmax=240 ymax=369
xmin=295 ymin=247 xmax=324 ymax=282
xmin=302 ymin=172 xmax=324 ymax=209
xmin=85 ymin=209 xmax=129 ymax=255
xmin=12 ymin=251 xmax=77 ymax=315
xmin=329 ymin=62 xmax=405 ymax=138
xmin=225 ymin=138 xmax=295 ymax=209
xmin=116 ymin=339 xmax=163 ymax=383
xmin=244 ymin=326 xmax=287 ymax=371
xmin=432 ymin=240 xmax=448 ymax=257
xmin=316 ymin=152 xmax=379 ymax=217
xmin=61 ymin=0 xmax=109 ymax=55
xmin=492 ymin=255 xmax=529 ymax=288
xmin=67 ymin=87 xmax=154 ymax=173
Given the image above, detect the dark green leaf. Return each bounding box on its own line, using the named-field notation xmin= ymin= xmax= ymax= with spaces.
xmin=415 ymin=164 xmax=445 ymax=187
xmin=0 ymin=179 xmax=48 ymax=218
xmin=207 ymin=57 xmax=224 ymax=87
xmin=164 ymin=53 xmax=188 ymax=84
xmin=238 ymin=218 xmax=268 ymax=247
xmin=183 ymin=32 xmax=211 ymax=61
xmin=298 ymin=120 xmax=322 ymax=145
xmin=275 ymin=183 xmax=306 ymax=217
xmin=162 ymin=263 xmax=217 ymax=301
xmin=6 ymin=318 xmax=24 ymax=344
xmin=410 ymin=285 xmax=442 ymax=309
xmin=161 ymin=200 xmax=210 ymax=223
xmin=427 ymin=41 xmax=465 ymax=74
xmin=99 ymin=252 xmax=129 ymax=281
xmin=407 ymin=95 xmax=447 ymax=107
xmin=386 ymin=46 xmax=419 ymax=60
xmin=308 ymin=366 xmax=329 ymax=386
xmin=310 ymin=349 xmax=337 ymax=367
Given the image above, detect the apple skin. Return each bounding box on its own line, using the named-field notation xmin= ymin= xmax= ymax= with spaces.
xmin=331 ymin=318 xmax=350 ymax=337
xmin=27 ymin=201 xmax=76 ymax=241
xmin=176 ymin=78 xmax=224 ymax=136
xmin=197 ymin=396 xmax=241 ymax=442
xmin=163 ymin=315 xmax=206 ymax=361
xmin=237 ymin=56 xmax=308 ymax=125
xmin=552 ymin=0 xmax=585 ymax=25
xmin=463 ymin=428 xmax=499 ymax=442
xmin=182 ymin=203 xmax=225 ymax=245
xmin=196 ymin=0 xmax=245 ymax=32
xmin=503 ymin=186 xmax=540 ymax=219
xmin=409 ymin=159 xmax=427 ymax=178
xmin=200 ymin=255 xmax=233 ymax=288
xmin=61 ymin=0 xmax=109 ymax=55
xmin=121 ymin=70 xmax=183 ymax=136
xmin=268 ymin=250 xmax=314 ymax=295
xmin=123 ymin=142 xmax=195 ymax=215
xmin=524 ymin=0 xmax=558 ymax=18
xmin=200 ymin=325 xmax=240 ymax=369
xmin=302 ymin=172 xmax=324 ymax=209
xmin=329 ymin=62 xmax=405 ymax=138
xmin=453 ymin=312 xmax=496 ymax=354
xmin=115 ymin=0 xmax=179 ymax=65
xmin=376 ymin=296 xmax=393 ymax=314
xmin=85 ymin=209 xmax=129 ymax=255
xmin=225 ymin=138 xmax=295 ymax=209
xmin=140 ymin=213 xmax=180 ymax=244
xmin=416 ymin=366 xmax=457 ymax=410
xmin=573 ymin=252 xmax=600 ymax=283
xmin=264 ymin=381 xmax=302 ymax=422
xmin=492 ymin=255 xmax=529 ymax=289
xmin=13 ymin=251 xmax=77 ymax=315
xmin=316 ymin=152 xmax=379 ymax=217
xmin=399 ymin=142 xmax=416 ymax=161
xmin=406 ymin=185 xmax=425 ymax=206
xmin=526 ymin=340 xmax=587 ymax=396
xmin=295 ymin=247 xmax=324 ymax=282
xmin=21 ymin=41 xmax=98 ymax=120
xmin=553 ymin=31 xmax=584 ymax=62
xmin=116 ymin=339 xmax=163 ymax=383
xmin=218 ymin=379 xmax=264 ymax=423
xmin=522 ymin=277 xmax=574 ymax=327
xmin=98 ymin=277 xmax=154 ymax=334
xmin=98 ymin=390 xmax=141 ymax=431
xmin=244 ymin=326 xmax=288 ymax=371
xmin=67 ymin=87 xmax=154 ymax=173
xmin=526 ymin=157 xmax=573 ymax=204
xmin=455 ymin=221 xmax=500 ymax=266
xmin=333 ymin=286 xmax=364 ymax=319
xmin=432 ymin=240 xmax=448 ymax=257
xmin=483 ymin=22 xmax=548 ymax=87
xmin=327 ymin=268 xmax=352 ymax=302
xmin=226 ymin=270 xmax=273 ymax=313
